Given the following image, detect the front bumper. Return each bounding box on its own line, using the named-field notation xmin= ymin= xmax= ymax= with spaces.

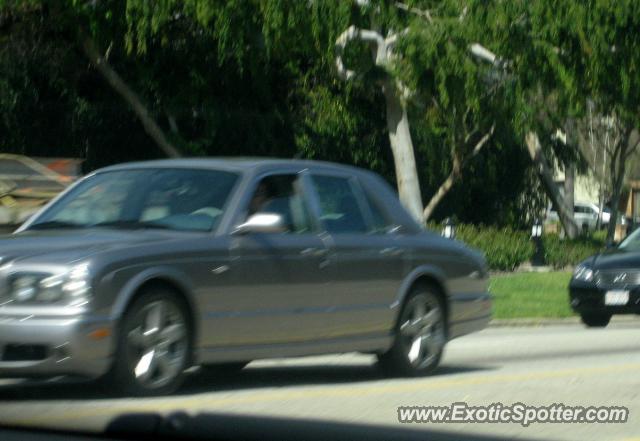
xmin=569 ymin=284 xmax=640 ymax=315
xmin=0 ymin=313 xmax=115 ymax=379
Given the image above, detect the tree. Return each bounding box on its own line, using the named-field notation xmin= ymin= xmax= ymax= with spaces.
xmin=335 ymin=24 xmax=424 ymax=221
xmin=581 ymin=113 xmax=640 ymax=240
xmin=397 ymin=11 xmax=504 ymax=221
xmin=334 ymin=1 xmax=508 ymax=222
xmin=473 ymin=0 xmax=591 ymax=237
xmin=579 ymin=1 xmax=640 ymax=242
xmin=577 ymin=104 xmax=633 ymax=231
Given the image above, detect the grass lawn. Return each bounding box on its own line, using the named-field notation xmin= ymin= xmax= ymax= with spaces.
xmin=489 ymin=272 xmax=575 ymax=319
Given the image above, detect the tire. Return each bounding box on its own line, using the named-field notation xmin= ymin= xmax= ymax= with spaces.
xmin=580 ymin=313 xmax=611 ymax=328
xmin=107 ymin=287 xmax=192 ymax=396
xmin=377 ymin=286 xmax=446 ymax=377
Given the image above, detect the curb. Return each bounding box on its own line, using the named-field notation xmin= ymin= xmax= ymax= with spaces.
xmin=489 ymin=317 xmax=579 ymax=327
xmin=489 ymin=316 xmax=640 ymax=327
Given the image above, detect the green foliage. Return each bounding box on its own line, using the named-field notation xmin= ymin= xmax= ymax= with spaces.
xmin=542 ymin=233 xmax=606 ymax=270
xmin=427 ymin=223 xmax=535 ymax=271
xmin=455 ymin=224 xmax=535 ymax=271
xmin=428 ymin=223 xmax=605 ymax=271
xmin=2 ymin=0 xmax=639 ymax=231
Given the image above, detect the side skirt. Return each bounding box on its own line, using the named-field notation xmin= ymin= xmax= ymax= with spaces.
xmin=195 ymin=334 xmax=394 ymax=364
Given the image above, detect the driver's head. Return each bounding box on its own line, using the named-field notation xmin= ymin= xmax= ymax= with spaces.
xmin=249 ymin=181 xmax=271 ymax=214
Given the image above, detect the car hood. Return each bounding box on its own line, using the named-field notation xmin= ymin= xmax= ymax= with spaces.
xmin=0 ymin=229 xmax=183 ymax=266
xmin=590 ymin=248 xmax=640 ymax=270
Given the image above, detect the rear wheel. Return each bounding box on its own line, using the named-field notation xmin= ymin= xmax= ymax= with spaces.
xmin=108 ymin=288 xmax=192 ymax=396
xmin=580 ymin=313 xmax=611 ymax=328
xmin=378 ymin=286 xmax=446 ymax=376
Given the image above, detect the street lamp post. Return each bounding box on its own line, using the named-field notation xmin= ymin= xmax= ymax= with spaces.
xmin=442 ymin=217 xmax=456 ymax=239
xmin=531 ymin=218 xmax=544 ymax=266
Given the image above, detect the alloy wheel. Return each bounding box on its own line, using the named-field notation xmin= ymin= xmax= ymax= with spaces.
xmin=398 ymin=293 xmax=446 ymax=370
xmin=125 ymin=299 xmax=189 ymax=390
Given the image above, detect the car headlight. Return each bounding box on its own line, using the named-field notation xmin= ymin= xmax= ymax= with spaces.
xmin=573 ymin=264 xmax=594 ymax=282
xmin=8 ymin=263 xmax=91 ymax=306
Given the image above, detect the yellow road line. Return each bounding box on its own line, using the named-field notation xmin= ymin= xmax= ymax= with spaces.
xmin=7 ymin=361 xmax=640 ymax=428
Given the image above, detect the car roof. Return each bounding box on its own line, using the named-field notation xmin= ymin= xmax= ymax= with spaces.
xmin=95 ymin=157 xmax=371 ymax=176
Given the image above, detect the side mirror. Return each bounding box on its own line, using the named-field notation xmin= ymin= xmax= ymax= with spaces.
xmin=233 ymin=213 xmax=286 ymax=235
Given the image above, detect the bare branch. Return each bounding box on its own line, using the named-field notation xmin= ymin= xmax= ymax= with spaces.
xmin=462 ymin=124 xmax=496 ymax=167
xmin=335 ymin=25 xmax=385 ymax=80
xmin=469 ymin=124 xmax=495 ymax=158
xmin=394 ymin=2 xmax=433 ymax=23
xmin=81 ymin=34 xmax=181 ymax=158
xmin=384 ymin=28 xmax=408 ymax=50
xmin=470 ymin=43 xmax=502 ymax=67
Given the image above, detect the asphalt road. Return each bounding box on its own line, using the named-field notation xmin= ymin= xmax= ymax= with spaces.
xmin=1 ymin=319 xmax=640 ymax=441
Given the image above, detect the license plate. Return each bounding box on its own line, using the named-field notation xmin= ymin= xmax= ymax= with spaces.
xmin=605 ymin=290 xmax=629 ymax=306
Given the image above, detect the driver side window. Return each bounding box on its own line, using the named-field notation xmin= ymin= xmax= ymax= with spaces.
xmin=246 ymin=174 xmax=313 ymax=234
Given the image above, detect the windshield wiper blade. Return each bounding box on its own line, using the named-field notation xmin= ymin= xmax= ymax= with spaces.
xmin=28 ymin=220 xmax=83 ymax=230
xmin=90 ymin=220 xmax=170 ymax=230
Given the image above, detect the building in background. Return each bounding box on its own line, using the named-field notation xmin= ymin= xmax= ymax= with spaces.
xmin=0 ymin=154 xmax=82 ymax=230
xmin=622 ymin=181 xmax=640 ymax=228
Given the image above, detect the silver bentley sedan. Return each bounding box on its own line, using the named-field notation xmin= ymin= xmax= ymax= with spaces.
xmin=0 ymin=159 xmax=491 ymax=396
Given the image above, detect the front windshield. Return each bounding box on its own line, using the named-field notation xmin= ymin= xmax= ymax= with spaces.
xmin=29 ymin=168 xmax=239 ymax=232
xmin=619 ymin=227 xmax=640 ymax=251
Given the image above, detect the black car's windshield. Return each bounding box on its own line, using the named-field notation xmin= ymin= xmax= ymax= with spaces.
xmin=619 ymin=227 xmax=640 ymax=251
xmin=29 ymin=168 xmax=239 ymax=232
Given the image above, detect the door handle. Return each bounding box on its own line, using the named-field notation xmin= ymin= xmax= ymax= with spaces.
xmin=380 ymin=247 xmax=403 ymax=257
xmin=300 ymin=247 xmax=328 ymax=257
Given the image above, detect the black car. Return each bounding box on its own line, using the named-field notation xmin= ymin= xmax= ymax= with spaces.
xmin=569 ymin=228 xmax=640 ymax=327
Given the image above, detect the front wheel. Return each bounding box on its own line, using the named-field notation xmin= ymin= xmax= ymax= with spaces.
xmin=107 ymin=288 xmax=192 ymax=396
xmin=378 ymin=287 xmax=446 ymax=377
xmin=580 ymin=313 xmax=611 ymax=328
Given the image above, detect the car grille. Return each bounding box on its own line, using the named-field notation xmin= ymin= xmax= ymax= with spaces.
xmin=596 ymin=270 xmax=640 ymax=287
xmin=1 ymin=344 xmax=49 ymax=362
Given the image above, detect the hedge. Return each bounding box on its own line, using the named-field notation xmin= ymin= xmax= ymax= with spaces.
xmin=428 ymin=223 xmax=606 ymax=271
xmin=542 ymin=233 xmax=605 ymax=269
xmin=440 ymin=224 xmax=534 ymax=271
xmin=428 ymin=223 xmax=535 ymax=271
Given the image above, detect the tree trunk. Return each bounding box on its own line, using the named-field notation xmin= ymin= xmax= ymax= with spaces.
xmin=81 ymin=36 xmax=182 ymax=158
xmin=606 ymin=146 xmax=627 ymax=243
xmin=564 ymin=164 xmax=575 ymax=231
xmin=423 ymin=166 xmax=458 ymax=221
xmin=422 ymin=126 xmax=494 ymax=221
xmin=525 ymin=131 xmax=579 ymax=238
xmin=383 ymin=84 xmax=424 ymax=223
xmin=597 ymin=190 xmax=605 ymax=230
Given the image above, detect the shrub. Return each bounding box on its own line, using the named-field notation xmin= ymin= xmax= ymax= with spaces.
xmin=427 ymin=223 xmax=605 ymax=271
xmin=437 ymin=224 xmax=535 ymax=271
xmin=542 ymin=233 xmax=605 ymax=269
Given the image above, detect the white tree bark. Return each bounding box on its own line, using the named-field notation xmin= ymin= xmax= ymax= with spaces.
xmin=525 ymin=131 xmax=579 ymax=238
xmin=335 ymin=25 xmax=424 ymax=222
xmin=383 ymin=81 xmax=424 ymax=221
xmin=334 ymin=17 xmax=512 ymax=223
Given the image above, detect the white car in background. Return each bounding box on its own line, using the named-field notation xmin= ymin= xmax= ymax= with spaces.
xmin=547 ymin=201 xmax=612 ymax=232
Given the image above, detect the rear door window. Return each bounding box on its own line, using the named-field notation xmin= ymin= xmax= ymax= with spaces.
xmin=310 ymin=175 xmax=368 ymax=234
